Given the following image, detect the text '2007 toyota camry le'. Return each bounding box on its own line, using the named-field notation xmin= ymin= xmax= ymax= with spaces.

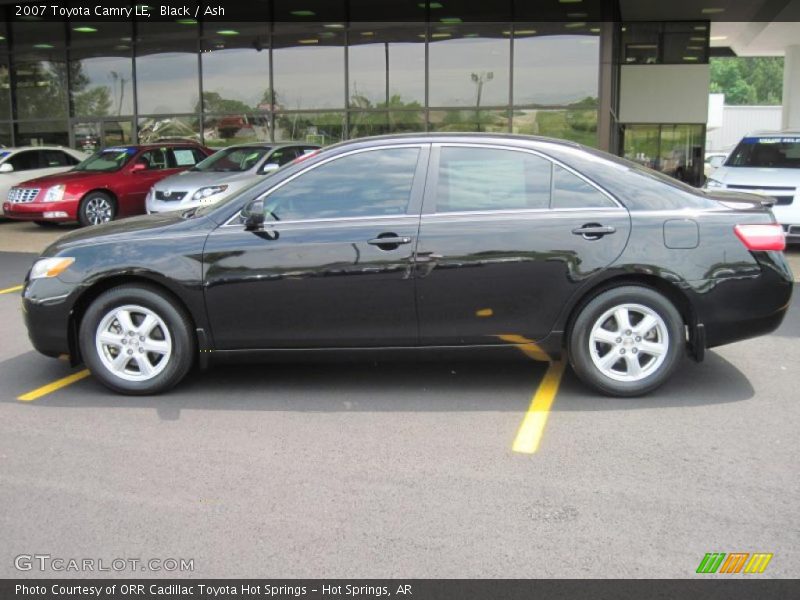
xmin=21 ymin=134 xmax=793 ymax=396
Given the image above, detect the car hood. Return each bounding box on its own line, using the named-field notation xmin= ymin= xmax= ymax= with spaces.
xmin=711 ymin=166 xmax=800 ymax=188
xmin=42 ymin=213 xmax=208 ymax=256
xmin=152 ymin=170 xmax=259 ymax=190
xmin=16 ymin=169 xmax=110 ymax=188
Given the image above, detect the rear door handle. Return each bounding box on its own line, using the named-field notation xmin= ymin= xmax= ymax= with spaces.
xmin=572 ymin=224 xmax=616 ymax=240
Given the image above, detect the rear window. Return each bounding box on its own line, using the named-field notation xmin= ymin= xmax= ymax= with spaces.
xmin=726 ymin=136 xmax=800 ymax=169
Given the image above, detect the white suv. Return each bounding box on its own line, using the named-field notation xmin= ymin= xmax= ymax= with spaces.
xmin=705 ymin=131 xmax=800 ymax=243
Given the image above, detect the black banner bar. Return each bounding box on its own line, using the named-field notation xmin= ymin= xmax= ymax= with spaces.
xmin=2 ymin=579 xmax=799 ymax=600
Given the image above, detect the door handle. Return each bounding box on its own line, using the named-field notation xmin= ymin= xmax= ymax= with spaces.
xmin=368 ymin=235 xmax=412 ymax=249
xmin=572 ymin=224 xmax=616 ymax=240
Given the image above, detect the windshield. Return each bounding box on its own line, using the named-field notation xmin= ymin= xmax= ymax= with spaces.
xmin=726 ymin=136 xmax=800 ymax=168
xmin=74 ymin=147 xmax=137 ymax=172
xmin=192 ymin=146 xmax=272 ymax=172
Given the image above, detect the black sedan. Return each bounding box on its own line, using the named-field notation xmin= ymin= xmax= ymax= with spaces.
xmin=21 ymin=134 xmax=793 ymax=396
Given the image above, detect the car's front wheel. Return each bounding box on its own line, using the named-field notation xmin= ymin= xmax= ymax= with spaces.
xmin=568 ymin=286 xmax=684 ymax=397
xmin=79 ymin=285 xmax=195 ymax=395
xmin=78 ymin=192 xmax=116 ymax=226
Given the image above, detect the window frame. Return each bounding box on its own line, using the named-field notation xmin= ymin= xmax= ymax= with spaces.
xmin=224 ymin=144 xmax=430 ymax=227
xmin=422 ymin=143 xmax=623 ymax=216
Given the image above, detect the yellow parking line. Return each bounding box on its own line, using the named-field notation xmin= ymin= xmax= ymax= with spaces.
xmin=0 ymin=284 xmax=23 ymax=295
xmin=18 ymin=369 xmax=91 ymax=402
xmin=512 ymin=361 xmax=566 ymax=454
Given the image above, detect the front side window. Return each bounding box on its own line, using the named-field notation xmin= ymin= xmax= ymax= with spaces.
xmin=552 ymin=165 xmax=616 ymax=209
xmin=435 ymin=146 xmax=551 ymax=213
xmin=9 ymin=150 xmax=40 ymax=171
xmin=262 ymin=147 xmax=420 ymax=221
xmin=727 ymin=136 xmax=800 ymax=169
xmin=137 ymin=148 xmax=170 ymax=170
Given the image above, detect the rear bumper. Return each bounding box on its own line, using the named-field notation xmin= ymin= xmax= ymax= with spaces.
xmin=2 ymin=200 xmax=78 ymax=222
xmin=690 ymin=251 xmax=794 ymax=349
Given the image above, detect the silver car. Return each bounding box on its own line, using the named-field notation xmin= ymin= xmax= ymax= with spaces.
xmin=145 ymin=142 xmax=319 ymax=214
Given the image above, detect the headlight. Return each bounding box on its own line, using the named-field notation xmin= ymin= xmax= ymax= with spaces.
xmin=192 ymin=185 xmax=228 ymax=202
xmin=705 ymin=178 xmax=724 ymax=189
xmin=43 ymin=184 xmax=66 ymax=202
xmin=30 ymin=257 xmax=75 ymax=280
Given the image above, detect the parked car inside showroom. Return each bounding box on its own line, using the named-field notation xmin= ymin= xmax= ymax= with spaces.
xmin=2 ymin=143 xmax=213 ymax=226
xmin=146 ymin=142 xmax=320 ymax=214
xmin=705 ymin=131 xmax=800 ymax=243
xmin=21 ymin=134 xmax=792 ymax=397
xmin=0 ymin=146 xmax=87 ymax=219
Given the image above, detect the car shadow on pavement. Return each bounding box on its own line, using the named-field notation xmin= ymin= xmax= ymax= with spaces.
xmin=1 ymin=348 xmax=754 ymax=421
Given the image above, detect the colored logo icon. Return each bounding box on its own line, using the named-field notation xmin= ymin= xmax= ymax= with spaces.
xmin=696 ymin=552 xmax=773 ymax=574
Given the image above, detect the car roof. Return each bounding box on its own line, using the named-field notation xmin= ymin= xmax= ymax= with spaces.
xmin=744 ymin=130 xmax=800 ymax=137
xmin=220 ymin=142 xmax=321 ymax=150
xmin=320 ymin=132 xmax=584 ymax=153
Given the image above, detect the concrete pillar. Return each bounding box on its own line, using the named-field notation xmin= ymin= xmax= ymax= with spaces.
xmin=782 ymin=45 xmax=800 ymax=130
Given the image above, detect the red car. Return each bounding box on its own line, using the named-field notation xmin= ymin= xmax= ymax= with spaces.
xmin=3 ymin=143 xmax=213 ymax=227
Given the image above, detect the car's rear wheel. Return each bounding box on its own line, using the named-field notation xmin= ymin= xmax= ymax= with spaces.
xmin=79 ymin=285 xmax=195 ymax=395
xmin=78 ymin=192 xmax=116 ymax=227
xmin=568 ymin=286 xmax=684 ymax=397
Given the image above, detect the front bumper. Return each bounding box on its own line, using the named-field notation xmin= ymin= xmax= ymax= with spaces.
xmin=22 ymin=277 xmax=78 ymax=359
xmin=3 ymin=200 xmax=78 ymax=222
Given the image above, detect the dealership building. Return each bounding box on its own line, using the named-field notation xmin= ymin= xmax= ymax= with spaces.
xmin=0 ymin=0 xmax=798 ymax=186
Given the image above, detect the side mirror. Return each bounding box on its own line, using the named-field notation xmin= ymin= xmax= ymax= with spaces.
xmin=0 ymin=163 xmax=14 ymax=173
xmin=261 ymin=163 xmax=280 ymax=174
xmin=130 ymin=161 xmax=148 ymax=173
xmin=243 ymin=199 xmax=266 ymax=231
xmin=708 ymin=155 xmax=726 ymax=169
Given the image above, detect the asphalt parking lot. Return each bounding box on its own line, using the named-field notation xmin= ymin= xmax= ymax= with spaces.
xmin=0 ymin=220 xmax=798 ymax=578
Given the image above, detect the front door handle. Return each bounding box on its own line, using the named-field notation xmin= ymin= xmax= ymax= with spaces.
xmin=367 ymin=233 xmax=412 ymax=251
xmin=572 ymin=224 xmax=616 ymax=240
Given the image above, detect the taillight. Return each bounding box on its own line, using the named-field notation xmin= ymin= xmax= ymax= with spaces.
xmin=734 ymin=224 xmax=786 ymax=251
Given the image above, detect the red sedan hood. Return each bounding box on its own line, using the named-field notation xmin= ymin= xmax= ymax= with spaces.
xmin=15 ymin=169 xmax=110 ymax=187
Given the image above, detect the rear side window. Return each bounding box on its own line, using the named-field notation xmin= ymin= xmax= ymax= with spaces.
xmin=263 ymin=147 xmax=420 ymax=221
xmin=170 ymin=147 xmax=203 ymax=167
xmin=435 ymin=147 xmax=551 ymax=212
xmin=42 ymin=150 xmax=74 ymax=167
xmin=552 ymin=165 xmax=617 ymax=209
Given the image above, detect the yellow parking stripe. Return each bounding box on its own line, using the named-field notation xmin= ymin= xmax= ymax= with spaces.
xmin=512 ymin=361 xmax=566 ymax=454
xmin=18 ymin=369 xmax=91 ymax=402
xmin=0 ymin=284 xmax=23 ymax=295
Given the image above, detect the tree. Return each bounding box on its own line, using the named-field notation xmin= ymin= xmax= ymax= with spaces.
xmin=710 ymin=57 xmax=783 ymax=105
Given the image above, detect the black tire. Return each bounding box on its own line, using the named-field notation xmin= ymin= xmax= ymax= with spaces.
xmin=79 ymin=284 xmax=195 ymax=395
xmin=33 ymin=220 xmax=60 ymax=228
xmin=78 ymin=191 xmax=117 ymax=227
xmin=568 ymin=286 xmax=684 ymax=397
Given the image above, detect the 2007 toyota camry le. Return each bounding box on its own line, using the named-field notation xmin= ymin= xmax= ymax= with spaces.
xmin=21 ymin=134 xmax=793 ymax=396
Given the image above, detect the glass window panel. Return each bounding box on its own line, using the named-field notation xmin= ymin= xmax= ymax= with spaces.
xmin=12 ymin=21 xmax=65 ymax=54
xmin=70 ymin=23 xmax=134 ymax=117
xmin=0 ymin=59 xmax=10 ymax=120
xmin=263 ymin=147 xmax=420 ymax=221
xmin=204 ymin=113 xmax=272 ymax=147
xmin=621 ymin=22 xmax=661 ymax=64
xmin=435 ymin=146 xmax=552 ymax=212
xmin=15 ymin=120 xmax=69 ymax=146
xmin=348 ymin=24 xmax=425 ymax=109
xmin=349 ymin=111 xmax=426 ymax=139
xmin=272 ymin=25 xmax=345 ymax=110
xmin=138 ymin=116 xmax=201 ymax=144
xmin=552 ymin=165 xmax=615 ymax=209
xmin=428 ymin=109 xmax=509 ymax=133
xmin=0 ymin=122 xmax=11 ymax=147
xmin=429 ymin=25 xmax=509 ymax=108
xmin=512 ymin=108 xmax=598 ymax=146
xmin=658 ymin=124 xmax=704 ymax=185
xmin=13 ymin=59 xmax=68 ymax=120
xmin=201 ymin=24 xmax=270 ymax=113
xmin=513 ymin=26 xmax=600 ymax=107
xmin=274 ymin=112 xmax=345 ymax=145
xmin=136 ymin=24 xmax=199 ymax=114
xmin=622 ymin=124 xmax=660 ymax=169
